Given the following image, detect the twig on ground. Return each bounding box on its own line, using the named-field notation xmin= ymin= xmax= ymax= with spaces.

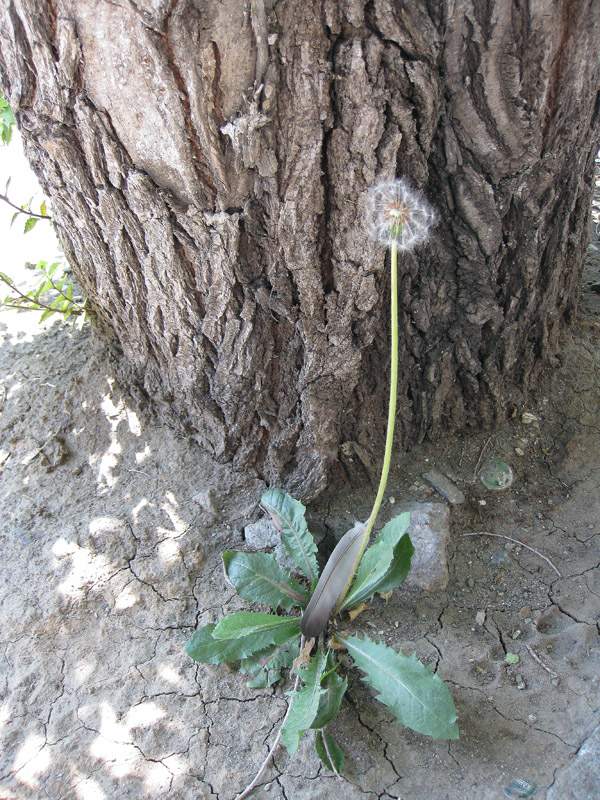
xmin=525 ymin=644 xmax=559 ymax=679
xmin=473 ymin=434 xmax=494 ymax=478
xmin=462 ymin=532 xmax=562 ymax=577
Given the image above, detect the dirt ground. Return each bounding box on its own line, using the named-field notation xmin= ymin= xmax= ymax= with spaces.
xmin=1 ymin=242 xmax=599 ymax=800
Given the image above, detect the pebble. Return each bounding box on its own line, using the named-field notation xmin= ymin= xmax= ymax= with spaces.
xmin=467 ymin=577 xmax=475 ymax=588
xmin=521 ymin=411 xmax=539 ymax=424
xmin=422 ymin=470 xmax=466 ymax=505
xmin=515 ymin=447 xmax=525 ymax=456
xmin=475 ymin=610 xmax=486 ymax=626
xmin=516 ymin=674 xmax=526 ymax=690
xmin=519 ymin=605 xmax=531 ymax=619
xmin=192 ymin=489 xmax=217 ymax=513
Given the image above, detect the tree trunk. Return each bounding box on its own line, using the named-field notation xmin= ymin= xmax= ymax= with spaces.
xmin=1 ymin=1 xmax=599 ymax=499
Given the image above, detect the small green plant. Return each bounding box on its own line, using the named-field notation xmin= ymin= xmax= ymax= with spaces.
xmin=0 ymin=260 xmax=91 ymax=325
xmin=0 ymin=92 xmax=14 ymax=145
xmin=185 ymin=179 xmax=457 ymax=797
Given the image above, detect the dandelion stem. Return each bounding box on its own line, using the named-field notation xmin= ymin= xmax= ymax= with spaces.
xmin=358 ymin=241 xmax=399 ymax=556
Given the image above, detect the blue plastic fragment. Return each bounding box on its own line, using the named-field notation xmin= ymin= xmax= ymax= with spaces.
xmin=503 ymin=778 xmax=537 ymax=798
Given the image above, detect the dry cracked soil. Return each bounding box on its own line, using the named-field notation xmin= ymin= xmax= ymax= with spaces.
xmin=1 ymin=254 xmax=599 ymax=800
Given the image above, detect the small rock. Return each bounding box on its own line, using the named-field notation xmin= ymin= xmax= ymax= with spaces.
xmin=403 ymin=503 xmax=451 ymax=591
xmin=475 ymin=610 xmax=486 ymax=626
xmin=521 ymin=411 xmax=538 ymax=424
xmin=244 ymin=517 xmax=324 ymax=571
xmin=516 ymin=674 xmax=526 ymax=690
xmin=244 ymin=518 xmax=279 ymax=549
xmin=192 ymin=489 xmax=217 ymax=513
xmin=515 ymin=447 xmax=525 ymax=456
xmin=422 ymin=470 xmax=465 ymax=505
xmin=467 ymin=577 xmax=475 ymax=588
xmin=528 ymin=714 xmax=538 ymax=724
xmin=518 ymin=605 xmax=531 ymax=620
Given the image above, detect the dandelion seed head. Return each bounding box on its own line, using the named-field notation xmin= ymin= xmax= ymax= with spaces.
xmin=367 ymin=179 xmax=437 ymax=251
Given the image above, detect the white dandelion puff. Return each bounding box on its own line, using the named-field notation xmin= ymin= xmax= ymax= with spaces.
xmin=367 ymin=178 xmax=437 ymax=251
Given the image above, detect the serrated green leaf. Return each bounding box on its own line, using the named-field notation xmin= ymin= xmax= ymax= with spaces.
xmin=223 ymin=551 xmax=310 ymax=611
xmin=310 ymin=650 xmax=347 ymax=730
xmin=24 ymin=217 xmax=37 ymax=233
xmin=339 ymin=514 xmax=412 ymax=611
xmin=261 ymin=488 xmax=319 ymax=584
xmin=184 ymin=623 xmax=264 ymax=664
xmin=241 ymin=638 xmax=299 ymax=688
xmin=280 ymin=646 xmax=328 ymax=754
xmin=0 ymin=272 xmax=14 ymax=284
xmin=315 ymin=730 xmax=345 ymax=773
xmin=339 ymin=634 xmax=459 ymax=740
xmin=185 ymin=615 xmax=300 ymax=666
xmin=212 ymin=611 xmax=300 ymax=640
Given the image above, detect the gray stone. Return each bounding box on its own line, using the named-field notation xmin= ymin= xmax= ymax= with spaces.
xmin=547 ymin=725 xmax=600 ymax=800
xmin=423 ymin=469 xmax=465 ymax=505
xmin=403 ymin=502 xmax=451 ymax=591
xmin=243 ymin=518 xmax=324 ymax=571
xmin=243 ymin=518 xmax=279 ymax=550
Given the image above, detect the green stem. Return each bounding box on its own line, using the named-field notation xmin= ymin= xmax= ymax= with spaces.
xmin=364 ymin=240 xmax=398 ymax=540
xmin=332 ymin=242 xmax=398 ymax=615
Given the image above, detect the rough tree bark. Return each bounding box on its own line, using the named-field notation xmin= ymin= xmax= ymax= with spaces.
xmin=1 ymin=1 xmax=599 ymax=499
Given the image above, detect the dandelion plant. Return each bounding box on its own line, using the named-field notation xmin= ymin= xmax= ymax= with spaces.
xmin=185 ymin=178 xmax=457 ymax=798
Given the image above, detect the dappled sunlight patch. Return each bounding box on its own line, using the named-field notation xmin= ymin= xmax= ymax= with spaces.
xmin=12 ymin=733 xmax=50 ymax=788
xmin=86 ymin=702 xmax=172 ymax=790
xmin=0 ymin=701 xmax=11 ymax=731
xmin=114 ymin=583 xmax=139 ymax=610
xmin=126 ymin=701 xmax=166 ymax=729
xmin=52 ymin=537 xmax=113 ymax=602
xmin=158 ymin=490 xmax=190 ymax=538
xmin=73 ymin=773 xmax=107 ymax=800
xmin=72 ymin=659 xmax=96 ymax=687
xmin=157 ymin=663 xmax=186 ymax=687
xmin=88 ymin=381 xmax=143 ymax=493
xmin=135 ymin=443 xmax=151 ymax=463
xmin=157 ymin=537 xmax=182 ymax=565
xmin=131 ymin=497 xmax=149 ymax=521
